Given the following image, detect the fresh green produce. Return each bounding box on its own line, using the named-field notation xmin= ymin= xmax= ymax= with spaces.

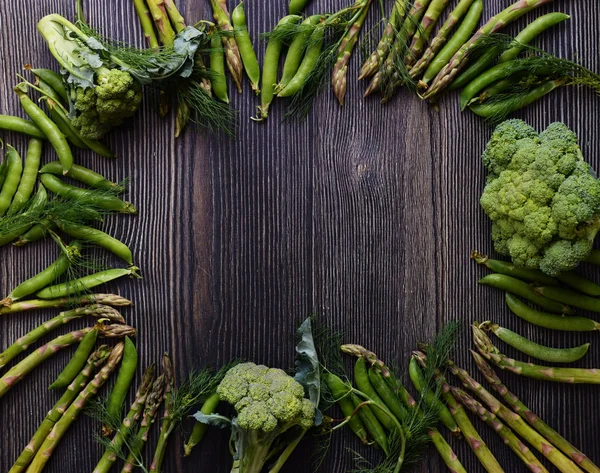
xmin=555 ymin=272 xmax=600 ymax=297
xmin=505 ymin=293 xmax=600 ymax=332
xmin=7 ymin=139 xmax=42 ymax=215
xmin=35 ymin=267 xmax=141 ymax=299
xmin=323 ymin=371 xmax=369 ymax=443
xmin=252 ymin=15 xmax=301 ymax=121
xmin=1 ymin=241 xmax=82 ymax=306
xmin=50 ymin=329 xmax=102 ymax=389
xmin=105 ymin=337 xmax=139 ymax=431
xmin=353 ymin=356 xmax=395 ymax=431
xmin=183 ymin=393 xmax=220 ymax=456
xmin=132 ymin=0 xmax=159 ymax=48
xmin=31 ymin=68 xmax=69 ymax=103
xmin=406 ymin=0 xmax=452 ymax=67
xmin=26 ymin=343 xmax=126 ymax=473
xmin=210 ymin=0 xmax=243 ymax=93
xmin=479 ymin=274 xmax=571 ymax=314
xmin=0 ymin=293 xmax=132 ymax=315
xmin=472 ymin=352 xmax=600 ymax=473
xmin=0 ymin=304 xmax=122 ymax=368
xmin=412 ymin=352 xmax=504 ymax=473
xmin=483 ymin=322 xmax=590 ymax=363
xmin=471 ymin=250 xmax=558 ymax=285
xmin=418 ymin=0 xmax=482 ymax=87
xmin=450 ymin=387 xmax=548 ymax=473
xmin=473 ymin=323 xmax=600 ymax=384
xmin=409 ymin=0 xmax=476 ymax=79
xmin=232 ymin=2 xmax=260 ymax=94
xmin=535 ymin=286 xmax=600 ymax=312
xmin=209 ymin=26 xmax=229 ymax=104
xmin=0 ymin=185 xmax=47 ymax=246
xmin=40 ymin=161 xmax=125 ymax=193
xmin=446 ymin=356 xmax=587 ymax=473
xmin=0 ymin=146 xmax=23 ymax=216
xmin=8 ymin=346 xmax=111 ymax=473
xmin=92 ymin=365 xmax=155 ymax=473
xmin=289 ymin=0 xmax=311 ymax=15
xmin=480 ymin=120 xmax=600 ymax=276
xmin=0 ymin=115 xmax=46 ymax=139
xmin=212 ymin=362 xmax=317 ymax=473
xmin=498 ymin=12 xmax=570 ymax=63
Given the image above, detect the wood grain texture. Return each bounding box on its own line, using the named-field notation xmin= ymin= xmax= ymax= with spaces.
xmin=1 ymin=0 xmax=599 ymax=472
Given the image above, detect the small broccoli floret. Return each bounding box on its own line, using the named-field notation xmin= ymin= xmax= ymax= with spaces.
xmin=481 ymin=120 xmax=600 ymax=275
xmin=216 ymin=362 xmax=316 ymax=473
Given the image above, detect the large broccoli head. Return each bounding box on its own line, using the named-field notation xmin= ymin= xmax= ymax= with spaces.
xmin=480 ymin=120 xmax=600 ymax=275
xmin=71 ymin=69 xmax=142 ymax=140
xmin=217 ymin=362 xmax=315 ymax=432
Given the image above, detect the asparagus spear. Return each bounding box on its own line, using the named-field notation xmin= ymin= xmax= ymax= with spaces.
xmin=163 ymin=0 xmax=186 ymax=33
xmin=92 ymin=365 xmax=156 ymax=473
xmin=146 ymin=0 xmax=176 ymax=46
xmin=0 ymin=305 xmax=124 ymax=368
xmin=359 ymin=0 xmax=407 ymax=79
xmin=423 ymin=0 xmax=552 ymax=99
xmin=405 ymin=0 xmax=451 ymax=66
xmin=0 ymin=325 xmax=135 ymax=399
xmin=8 ymin=346 xmax=111 ymax=473
xmin=332 ymin=1 xmax=371 ymax=105
xmin=450 ymin=387 xmax=549 ymax=473
xmin=132 ymin=0 xmax=159 ymax=48
xmin=446 ymin=357 xmax=585 ymax=473
xmin=413 ymin=352 xmax=505 ymax=473
xmin=149 ymin=354 xmax=175 ymax=473
xmin=472 ymin=351 xmax=600 ymax=473
xmin=0 ymin=294 xmax=133 ymax=315
xmin=26 ymin=343 xmax=125 ymax=473
xmin=210 ymin=0 xmax=243 ymax=93
xmin=121 ymin=374 xmax=166 ymax=473
xmin=472 ymin=323 xmax=600 ymax=384
xmin=409 ymin=0 xmax=476 ymax=78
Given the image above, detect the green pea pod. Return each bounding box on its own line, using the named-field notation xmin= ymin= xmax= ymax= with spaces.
xmin=184 ymin=393 xmax=220 ymax=455
xmin=15 ymin=84 xmax=73 ymax=174
xmin=535 ymin=285 xmax=600 ymax=313
xmin=210 ymin=29 xmax=229 ymax=104
xmin=49 ymin=329 xmax=99 ymax=389
xmin=555 ymin=271 xmax=600 ymax=297
xmin=367 ymin=368 xmax=408 ymax=422
xmin=2 ymin=241 xmax=81 ymax=305
xmin=0 ymin=155 xmax=9 ymax=190
xmin=352 ymin=393 xmax=390 ymax=455
xmin=505 ymin=293 xmax=600 ymax=332
xmin=449 ymin=44 xmax=504 ymax=91
xmin=232 ymin=2 xmax=261 ymax=94
xmin=253 ymin=15 xmax=301 ymax=121
xmin=0 ymin=146 xmax=24 ymax=217
xmin=277 ymin=24 xmax=324 ymax=98
xmin=106 ymin=337 xmax=138 ymax=420
xmin=289 ymin=0 xmax=311 ymax=14
xmin=35 ymin=267 xmax=140 ymax=299
xmin=322 ymin=372 xmax=368 ymax=443
xmin=14 ymin=220 xmax=56 ymax=247
xmin=0 ymin=115 xmax=46 ymax=139
xmin=487 ymin=323 xmax=590 ymax=363
xmin=354 ymin=357 xmax=395 ymax=430
xmin=408 ymin=358 xmax=459 ymax=434
xmin=7 ymin=139 xmax=43 ymax=215
xmin=0 ymin=185 xmax=47 ymax=247
xmin=31 ymin=68 xmax=69 ymax=103
xmin=498 ymin=13 xmax=569 ymax=63
xmin=39 ymin=174 xmax=136 ymax=214
xmin=471 ymin=251 xmax=558 ymax=286
xmin=40 ymin=161 xmax=125 ymax=193
xmin=277 ymin=15 xmax=322 ymax=93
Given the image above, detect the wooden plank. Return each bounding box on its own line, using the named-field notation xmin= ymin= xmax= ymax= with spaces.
xmin=0 ymin=0 xmax=598 ymax=472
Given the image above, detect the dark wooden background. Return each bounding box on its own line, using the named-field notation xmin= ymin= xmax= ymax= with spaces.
xmin=1 ymin=0 xmax=599 ymax=472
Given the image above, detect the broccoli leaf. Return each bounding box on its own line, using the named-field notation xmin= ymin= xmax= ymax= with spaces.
xmin=192 ymin=412 xmax=231 ymax=429
xmin=294 ymin=318 xmax=321 ymax=409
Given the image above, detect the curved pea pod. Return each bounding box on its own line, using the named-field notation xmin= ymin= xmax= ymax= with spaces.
xmin=209 ymin=28 xmax=229 ymax=104
xmin=13 ymin=219 xmax=57 ymax=247
xmin=232 ymin=2 xmax=261 ymax=94
xmin=49 ymin=329 xmax=99 ymax=389
xmin=1 ymin=241 xmax=82 ymax=306
xmin=0 ymin=185 xmax=47 ymax=247
xmin=40 ymin=161 xmax=125 ymax=193
xmin=7 ymin=138 xmax=43 ymax=215
xmin=0 ymin=146 xmax=23 ymax=217
xmin=322 ymin=372 xmax=368 ymax=444
xmin=31 ymin=68 xmax=69 ymax=103
xmin=35 ymin=267 xmax=141 ymax=299
xmin=40 ymin=174 xmax=136 ymax=214
xmin=0 ymin=115 xmax=46 ymax=139
xmin=486 ymin=322 xmax=590 ymax=363
xmin=105 ymin=336 xmax=138 ymax=423
xmin=289 ymin=0 xmax=310 ymax=14
xmin=353 ymin=357 xmax=395 ymax=430
xmin=353 ymin=392 xmax=390 ymax=455
xmin=0 ymin=156 xmax=8 ymax=190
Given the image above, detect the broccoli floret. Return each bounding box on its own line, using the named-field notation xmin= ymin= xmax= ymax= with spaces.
xmin=216 ymin=362 xmax=316 ymax=473
xmin=480 ymin=120 xmax=600 ymax=275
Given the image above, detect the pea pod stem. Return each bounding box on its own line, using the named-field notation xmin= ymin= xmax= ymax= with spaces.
xmin=483 ymin=321 xmax=590 ymax=364
xmin=472 ymin=352 xmax=600 ymax=473
xmin=505 ymin=293 xmax=600 ymax=332
xmin=479 ymin=273 xmax=571 ymax=314
xmin=0 ymin=304 xmax=122 ymax=369
xmin=8 ymin=347 xmax=111 ymax=473
xmin=447 ymin=355 xmax=588 ymax=473
xmin=498 ymin=12 xmax=569 ymax=63
xmin=36 ymin=267 xmax=140 ymax=299
xmin=473 ymin=323 xmax=600 ymax=384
